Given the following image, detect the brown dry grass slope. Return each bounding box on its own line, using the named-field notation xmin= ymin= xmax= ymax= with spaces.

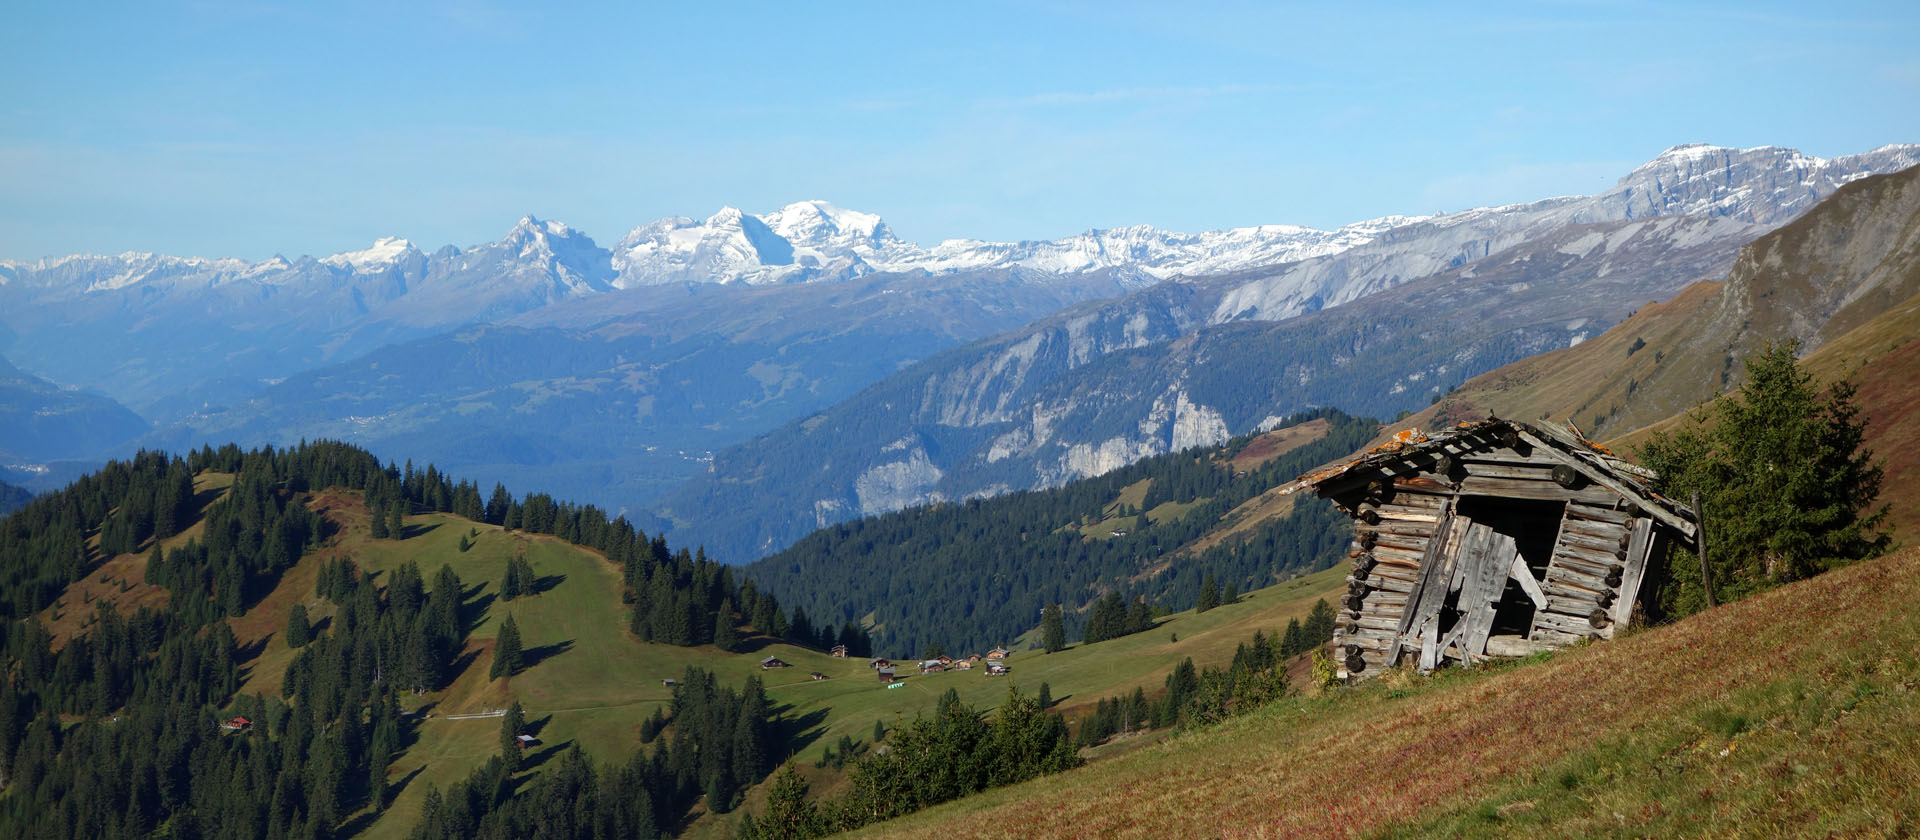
xmin=843 ymin=545 xmax=1920 ymax=840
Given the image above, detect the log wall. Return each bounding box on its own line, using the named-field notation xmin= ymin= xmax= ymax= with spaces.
xmin=1322 ymin=430 xmax=1674 ymax=681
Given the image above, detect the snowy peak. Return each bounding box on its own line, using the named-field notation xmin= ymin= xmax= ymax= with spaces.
xmin=320 ymin=236 xmax=422 ymax=273
xmin=761 ymin=200 xmax=899 ymax=253
xmin=483 ymin=215 xmax=615 ymax=292
xmin=606 ymin=202 xmax=1407 ymax=288
xmin=1599 ymin=143 xmax=1920 ymax=225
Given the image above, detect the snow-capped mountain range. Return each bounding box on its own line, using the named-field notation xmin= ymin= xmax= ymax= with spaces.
xmin=8 ymin=144 xmax=1914 ymax=307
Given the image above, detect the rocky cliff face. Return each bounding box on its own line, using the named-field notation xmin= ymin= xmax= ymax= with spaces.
xmin=659 ymin=148 xmax=1920 ymax=562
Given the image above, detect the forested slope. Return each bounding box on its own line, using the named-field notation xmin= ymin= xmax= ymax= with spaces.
xmin=746 ymin=410 xmax=1378 ymax=657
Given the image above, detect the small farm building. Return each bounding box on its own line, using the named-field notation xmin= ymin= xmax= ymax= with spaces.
xmin=1279 ymin=419 xmax=1697 ymax=682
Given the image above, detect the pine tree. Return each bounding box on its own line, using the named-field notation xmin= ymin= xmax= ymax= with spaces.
xmin=285 ymin=603 xmax=312 ymax=648
xmin=369 ymin=502 xmax=389 ymax=539
xmin=492 ymin=614 xmax=523 ymax=679
xmin=501 ymin=557 xmax=523 ymax=600
xmin=1223 ymin=581 xmax=1239 ymax=605
xmin=1302 ymin=599 xmax=1336 ymax=649
xmin=738 ymin=764 xmax=823 ymax=840
xmin=1281 ymin=618 xmax=1306 ymax=657
xmin=500 ymin=701 xmax=526 ymax=763
xmin=1040 ymin=604 xmax=1066 ymax=654
xmin=387 ymin=500 xmax=405 ymax=540
xmin=713 ymin=600 xmax=742 ymax=653
xmin=1640 ymin=339 xmax=1890 ymax=614
xmin=1196 ymin=572 xmax=1220 ymax=613
xmin=1037 ymin=682 xmax=1053 ymax=710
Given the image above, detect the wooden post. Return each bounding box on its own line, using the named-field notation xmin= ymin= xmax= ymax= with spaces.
xmin=1691 ymin=491 xmax=1716 ymax=608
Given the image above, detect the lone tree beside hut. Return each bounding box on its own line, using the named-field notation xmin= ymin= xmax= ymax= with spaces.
xmin=1639 ymin=340 xmax=1890 ymax=616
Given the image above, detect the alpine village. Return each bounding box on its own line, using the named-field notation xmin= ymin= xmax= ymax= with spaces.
xmin=3 ymin=6 xmax=1919 ymax=839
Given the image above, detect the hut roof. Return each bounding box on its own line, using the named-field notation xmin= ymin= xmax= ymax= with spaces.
xmin=1279 ymin=419 xmax=1696 ymax=540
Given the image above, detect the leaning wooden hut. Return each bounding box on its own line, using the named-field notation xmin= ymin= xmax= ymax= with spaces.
xmin=1279 ymin=419 xmax=1697 ymax=682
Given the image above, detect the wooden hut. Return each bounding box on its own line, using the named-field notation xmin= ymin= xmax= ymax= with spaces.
xmin=1279 ymin=419 xmax=1697 ymax=682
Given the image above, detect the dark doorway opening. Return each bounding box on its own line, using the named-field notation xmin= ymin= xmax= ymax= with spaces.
xmin=1455 ymin=496 xmax=1564 ymax=638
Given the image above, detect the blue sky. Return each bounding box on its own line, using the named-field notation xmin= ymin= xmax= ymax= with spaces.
xmin=3 ymin=1 xmax=1916 ymax=260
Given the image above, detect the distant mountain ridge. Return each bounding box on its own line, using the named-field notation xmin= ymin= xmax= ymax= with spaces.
xmin=659 ymin=144 xmax=1920 ymax=561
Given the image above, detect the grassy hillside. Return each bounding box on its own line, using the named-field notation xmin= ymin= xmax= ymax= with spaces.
xmin=41 ymin=479 xmax=1348 ymax=840
xmin=837 ymin=545 xmax=1920 ymax=839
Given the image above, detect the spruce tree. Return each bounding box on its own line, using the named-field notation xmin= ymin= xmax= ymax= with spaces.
xmin=1196 ymin=572 xmax=1220 ymax=613
xmin=492 ymin=614 xmax=523 ymax=679
xmin=501 ymin=557 xmax=523 ymax=601
xmin=714 ymin=600 xmax=742 ymax=653
xmin=500 ymin=701 xmax=526 ymax=763
xmin=1640 ymin=339 xmax=1890 ymax=614
xmin=285 ymin=603 xmax=312 ymax=648
xmin=369 ymin=502 xmax=389 ymax=539
xmin=1281 ymin=618 xmax=1306 ymax=658
xmin=1041 ymin=604 xmax=1066 ymax=653
xmin=739 ymin=764 xmax=823 ymax=840
xmin=387 ymin=500 xmax=405 ymax=540
xmin=1302 ymin=599 xmax=1336 ymax=648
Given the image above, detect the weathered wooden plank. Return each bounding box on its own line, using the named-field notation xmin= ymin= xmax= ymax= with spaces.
xmin=1517 ymin=429 xmax=1697 ymax=540
xmin=1533 ymin=613 xmax=1602 ymax=637
xmin=1456 ymin=476 xmax=1621 ymax=504
xmin=1359 ymin=576 xmax=1416 ymax=595
xmin=1531 ymin=627 xmax=1587 ymax=646
xmin=1612 ymin=517 xmax=1656 ymax=627
xmin=1376 ymin=510 xmax=1442 ymax=524
xmin=1552 ymin=541 xmax=1626 ymax=566
xmin=1457 ymin=453 xmax=1565 ymax=468
xmin=1544 ymin=564 xmax=1615 ymax=593
xmin=1347 ymin=617 xmax=1403 ymax=634
xmin=1548 ymin=552 xmax=1622 ymax=578
xmin=1386 ymin=498 xmax=1458 ymax=668
xmin=1559 ymin=530 xmax=1631 ymax=554
xmin=1372 ymin=545 xmax=1426 ymax=564
xmin=1417 ymin=615 xmax=1442 ymax=672
xmin=1372 ymin=536 xmax=1430 ymax=554
xmin=1565 ymin=503 xmax=1634 ymax=525
xmin=1447 ymin=522 xmax=1481 ymax=594
xmin=1356 ymin=522 xmax=1444 ymax=537
xmin=1540 ymin=580 xmax=1608 ymax=602
xmin=1460 ymin=532 xmax=1517 ymax=658
xmin=1377 ymin=495 xmax=1446 ymax=512
xmin=1485 ymin=635 xmax=1557 ymax=658
xmin=1509 ymin=555 xmax=1548 ymax=610
xmin=1543 ymin=596 xmax=1605 ymax=616
xmin=1559 ymin=518 xmax=1631 ymax=541
xmin=1457 ymin=462 xmax=1559 ymax=481
xmin=1359 ymin=564 xmax=1420 ymax=584
xmin=1354 ymin=600 xmax=1410 ymax=616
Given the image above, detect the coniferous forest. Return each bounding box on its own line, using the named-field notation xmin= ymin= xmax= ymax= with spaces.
xmin=745 ymin=409 xmax=1376 ymax=657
